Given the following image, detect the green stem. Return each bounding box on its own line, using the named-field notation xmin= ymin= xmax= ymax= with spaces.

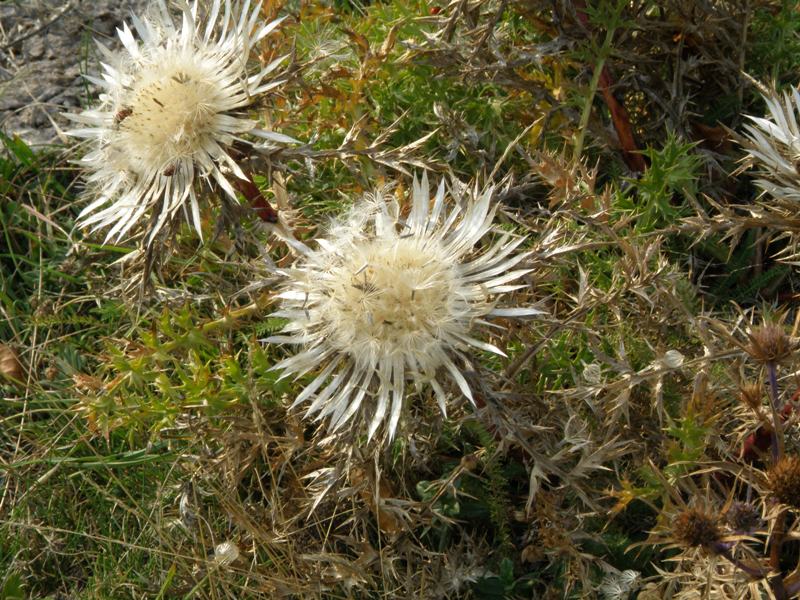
xmin=159 ymin=293 xmax=272 ymax=355
xmin=573 ymin=26 xmax=616 ymax=163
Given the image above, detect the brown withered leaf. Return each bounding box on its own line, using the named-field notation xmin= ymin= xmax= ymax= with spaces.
xmin=342 ymin=28 xmax=370 ymax=60
xmin=0 ymin=344 xmax=24 ymax=382
xmin=72 ymin=372 xmax=105 ymax=392
xmin=351 ymin=466 xmax=404 ymax=535
xmin=691 ymin=121 xmax=734 ymax=154
xmin=377 ymin=23 xmax=401 ymax=59
xmin=532 ymin=150 xmax=597 ymax=209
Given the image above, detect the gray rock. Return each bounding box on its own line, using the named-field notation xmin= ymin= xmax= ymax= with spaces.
xmin=0 ymin=0 xmax=150 ymax=148
xmin=22 ymin=36 xmax=45 ymax=60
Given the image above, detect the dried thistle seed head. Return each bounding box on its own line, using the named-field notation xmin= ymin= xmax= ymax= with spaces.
xmin=739 ymin=382 xmax=764 ymax=411
xmin=746 ymin=322 xmax=793 ymax=364
xmin=672 ymin=508 xmax=721 ymax=549
xmin=768 ymin=455 xmax=800 ymax=507
xmin=725 ymin=501 xmax=761 ymax=534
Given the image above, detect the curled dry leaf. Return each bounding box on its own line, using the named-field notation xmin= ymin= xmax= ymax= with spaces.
xmin=0 ymin=344 xmax=23 ymax=382
xmin=351 ymin=467 xmax=404 ymax=535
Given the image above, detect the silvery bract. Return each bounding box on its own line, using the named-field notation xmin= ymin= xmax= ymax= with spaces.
xmin=741 ymin=89 xmax=800 ymax=203
xmin=267 ymin=176 xmax=541 ymax=443
xmin=68 ymin=0 xmax=293 ymax=245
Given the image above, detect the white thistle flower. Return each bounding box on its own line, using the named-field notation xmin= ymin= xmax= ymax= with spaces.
xmin=212 ymin=540 xmax=240 ymax=566
xmin=67 ymin=0 xmax=293 ymax=244
xmin=599 ymin=569 xmax=640 ymax=600
xmin=267 ymin=176 xmax=542 ymax=442
xmin=741 ymin=89 xmax=800 ymax=203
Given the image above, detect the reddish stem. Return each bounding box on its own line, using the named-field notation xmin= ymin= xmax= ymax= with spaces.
xmin=597 ymin=68 xmax=647 ymax=172
xmin=227 ymin=145 xmax=279 ymax=223
xmin=231 ymin=174 xmax=278 ymax=223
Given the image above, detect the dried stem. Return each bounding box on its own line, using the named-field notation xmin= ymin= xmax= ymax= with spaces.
xmin=767 ymin=505 xmax=789 ymax=599
xmin=764 ymin=361 xmax=789 ymax=599
xmin=767 ymin=362 xmax=785 ymax=462
xmin=714 ymin=543 xmax=767 ymax=581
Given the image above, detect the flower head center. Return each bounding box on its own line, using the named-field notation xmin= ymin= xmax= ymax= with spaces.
xmin=324 ymin=237 xmax=457 ymax=358
xmin=116 ymin=66 xmax=221 ymax=168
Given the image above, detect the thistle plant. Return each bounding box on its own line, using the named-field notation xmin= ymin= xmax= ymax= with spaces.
xmin=14 ymin=0 xmax=800 ymax=597
xmin=645 ymin=317 xmax=800 ymax=599
xmin=266 ymin=175 xmax=541 ymax=443
xmin=67 ymin=0 xmax=293 ymax=247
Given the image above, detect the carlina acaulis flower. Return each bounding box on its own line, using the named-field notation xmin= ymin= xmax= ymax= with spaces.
xmin=768 ymin=455 xmax=800 ymax=508
xmin=672 ymin=508 xmax=722 ymax=549
xmin=746 ymin=322 xmax=793 ymax=365
xmin=740 ymin=89 xmax=800 ymax=204
xmin=266 ymin=175 xmax=543 ymax=443
xmin=67 ymin=0 xmax=295 ymax=246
